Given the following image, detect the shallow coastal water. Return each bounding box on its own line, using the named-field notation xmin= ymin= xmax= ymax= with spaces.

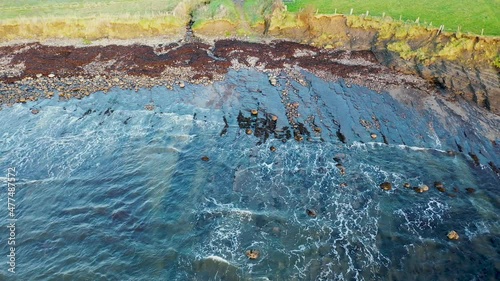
xmin=0 ymin=69 xmax=498 ymax=280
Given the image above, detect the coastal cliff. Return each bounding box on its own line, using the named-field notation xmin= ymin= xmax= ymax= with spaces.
xmin=192 ymin=2 xmax=499 ymax=115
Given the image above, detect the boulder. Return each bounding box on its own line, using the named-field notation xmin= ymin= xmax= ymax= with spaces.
xmin=380 ymin=182 xmax=392 ymax=191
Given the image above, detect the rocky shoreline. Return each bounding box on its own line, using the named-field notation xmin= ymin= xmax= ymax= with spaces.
xmin=0 ymin=39 xmax=430 ymax=106
xmin=0 ymin=38 xmax=499 ymax=172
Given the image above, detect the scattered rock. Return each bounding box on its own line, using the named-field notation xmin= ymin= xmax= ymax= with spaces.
xmin=19 ymin=97 xmax=26 ymax=103
xmin=380 ymin=182 xmax=392 ymax=191
xmin=270 ymin=146 xmax=276 ymax=152
xmin=179 ymin=81 xmax=185 ymax=88
xmin=434 ymin=181 xmax=446 ymax=192
xmin=403 ymin=182 xmax=411 ymax=188
xmin=465 ymin=187 xmax=476 ymax=194
xmin=340 ymin=182 xmax=348 ymax=188
xmin=201 ymin=156 xmax=210 ymax=161
xmin=335 ymin=164 xmax=346 ymax=175
xmin=269 ymin=77 xmax=277 ymax=86
xmin=294 ymin=134 xmax=304 ymax=142
xmin=246 ymin=129 xmax=253 ymax=135
xmin=144 ymin=104 xmax=155 ymax=111
xmin=246 ymin=249 xmax=260 ymax=260
xmin=306 ymin=209 xmax=317 ymax=218
xmin=446 ymin=150 xmax=456 ymax=156
xmin=414 ymin=185 xmax=429 ymax=193
xmin=370 ymin=133 xmax=377 ymax=139
xmin=48 ymin=73 xmax=55 ymax=78
xmin=251 ymin=109 xmax=258 ymax=115
xmin=36 ymin=73 xmax=42 ymax=78
xmin=313 ymin=127 xmax=322 ymax=133
xmin=31 ymin=109 xmax=39 ymax=114
xmin=271 ymin=115 xmax=278 ymax=121
xmin=447 ymin=230 xmax=459 ymax=240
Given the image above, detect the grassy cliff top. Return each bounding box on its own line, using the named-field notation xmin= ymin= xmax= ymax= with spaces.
xmin=285 ymin=0 xmax=499 ymax=36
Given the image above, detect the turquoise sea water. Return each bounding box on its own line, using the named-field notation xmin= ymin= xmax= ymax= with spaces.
xmin=0 ymin=70 xmax=499 ymax=280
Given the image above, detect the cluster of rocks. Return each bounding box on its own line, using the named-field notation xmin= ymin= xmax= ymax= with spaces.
xmin=377 ymin=180 xmax=478 ymax=241
xmin=0 ymin=73 xmax=204 ymax=110
xmin=379 ymin=180 xmax=476 ymax=196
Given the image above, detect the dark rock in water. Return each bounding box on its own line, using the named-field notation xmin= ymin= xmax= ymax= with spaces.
xmin=403 ymin=182 xmax=411 ymax=188
xmin=335 ymin=164 xmax=346 ymax=175
xmin=380 ymin=182 xmax=392 ymax=191
xmin=306 ymin=209 xmax=317 ymax=218
xmin=370 ymin=133 xmax=377 ymax=139
xmin=246 ymin=249 xmax=260 ymax=260
xmin=201 ymin=156 xmax=209 ymax=161
xmin=270 ymin=146 xmax=276 ymax=152
xmin=336 ymin=129 xmax=346 ymax=143
xmin=103 ymin=108 xmax=113 ymax=116
xmin=246 ymin=128 xmax=253 ymax=135
xmin=294 ymin=134 xmax=304 ymax=142
xmin=469 ymin=153 xmax=480 ymax=166
xmin=465 ymin=187 xmax=476 ymax=194
xmin=251 ymin=109 xmax=258 ymax=116
xmin=434 ymin=181 xmax=446 ymax=192
xmin=333 ymin=153 xmax=346 ymax=163
xmin=488 ymin=161 xmax=499 ymax=174
xmin=340 ymin=182 xmax=348 ymax=188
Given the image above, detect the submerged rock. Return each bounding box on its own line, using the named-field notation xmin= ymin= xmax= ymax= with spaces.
xmin=306 ymin=209 xmax=317 ymax=218
xmin=447 ymin=230 xmax=459 ymax=240
xmin=194 ymin=256 xmax=241 ymax=280
xmin=434 ymin=181 xmax=446 ymax=192
xmin=465 ymin=187 xmax=476 ymax=194
xmin=335 ymin=163 xmax=346 ymax=175
xmin=201 ymin=156 xmax=210 ymax=161
xmin=380 ymin=182 xmax=392 ymax=191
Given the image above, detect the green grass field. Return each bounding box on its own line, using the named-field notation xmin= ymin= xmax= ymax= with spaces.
xmin=0 ymin=0 xmax=179 ymax=19
xmin=285 ymin=0 xmax=500 ymax=36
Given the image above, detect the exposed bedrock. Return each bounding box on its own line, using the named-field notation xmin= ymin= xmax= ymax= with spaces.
xmin=265 ymin=14 xmax=500 ymax=115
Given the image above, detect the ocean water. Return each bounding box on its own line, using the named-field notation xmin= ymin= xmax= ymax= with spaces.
xmin=0 ymin=69 xmax=498 ymax=280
